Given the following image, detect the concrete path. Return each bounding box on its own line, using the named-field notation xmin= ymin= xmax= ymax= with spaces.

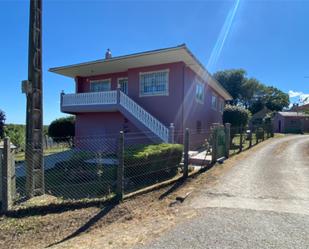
xmin=136 ymin=135 xmax=309 ymax=249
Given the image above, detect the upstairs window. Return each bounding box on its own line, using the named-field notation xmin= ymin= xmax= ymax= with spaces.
xmin=219 ymin=98 xmax=225 ymax=112
xmin=195 ymin=82 xmax=205 ymax=103
xmin=90 ymin=79 xmax=111 ymax=92
xmin=211 ymin=93 xmax=218 ymax=110
xmin=140 ymin=70 xmax=169 ymax=96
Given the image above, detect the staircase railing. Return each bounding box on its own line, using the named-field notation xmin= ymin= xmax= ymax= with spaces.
xmin=119 ymin=91 xmax=169 ymax=142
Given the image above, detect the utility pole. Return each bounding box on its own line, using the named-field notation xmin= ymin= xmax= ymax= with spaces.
xmin=22 ymin=0 xmax=44 ymax=198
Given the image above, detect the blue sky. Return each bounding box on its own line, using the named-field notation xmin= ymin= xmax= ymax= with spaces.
xmin=1 ymin=0 xmax=308 ymax=124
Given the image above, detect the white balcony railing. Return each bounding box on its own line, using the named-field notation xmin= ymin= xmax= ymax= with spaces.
xmin=62 ymin=91 xmax=117 ymax=106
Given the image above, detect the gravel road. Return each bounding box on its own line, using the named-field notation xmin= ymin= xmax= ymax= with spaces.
xmin=136 ymin=135 xmax=309 ymax=249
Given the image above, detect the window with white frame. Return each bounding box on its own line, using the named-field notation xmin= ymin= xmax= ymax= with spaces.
xmin=140 ymin=70 xmax=169 ymax=96
xmin=90 ymin=79 xmax=111 ymax=92
xmin=219 ymin=98 xmax=225 ymax=112
xmin=211 ymin=93 xmax=218 ymax=110
xmin=195 ymin=82 xmax=205 ymax=103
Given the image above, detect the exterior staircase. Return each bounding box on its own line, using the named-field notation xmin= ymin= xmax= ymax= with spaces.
xmin=61 ymin=89 xmax=173 ymax=143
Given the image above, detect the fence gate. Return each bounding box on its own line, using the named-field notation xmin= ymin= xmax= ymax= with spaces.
xmin=211 ymin=124 xmax=227 ymax=162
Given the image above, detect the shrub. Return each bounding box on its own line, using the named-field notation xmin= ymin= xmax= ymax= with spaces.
xmin=223 ymin=105 xmax=251 ymax=128
xmin=124 ymin=143 xmax=183 ymax=180
xmin=48 ymin=116 xmax=75 ymax=142
xmin=0 ymin=110 xmax=5 ymax=139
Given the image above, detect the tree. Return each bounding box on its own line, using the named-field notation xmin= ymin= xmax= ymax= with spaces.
xmin=263 ymin=86 xmax=289 ymax=111
xmin=214 ymin=69 xmax=290 ymax=113
xmin=249 ymin=99 xmax=264 ymax=114
xmin=0 ymin=110 xmax=5 ymax=139
xmin=223 ymin=105 xmax=251 ymax=128
xmin=4 ymin=124 xmax=25 ymax=151
xmin=240 ymin=78 xmax=264 ymax=109
xmin=223 ymin=105 xmax=251 ymax=144
xmin=213 ymin=69 xmax=246 ymax=105
xmin=48 ymin=116 xmax=75 ymax=142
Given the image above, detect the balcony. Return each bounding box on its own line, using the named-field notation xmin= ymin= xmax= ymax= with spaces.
xmin=60 ymin=90 xmax=170 ymax=142
xmin=61 ymin=91 xmax=118 ymax=113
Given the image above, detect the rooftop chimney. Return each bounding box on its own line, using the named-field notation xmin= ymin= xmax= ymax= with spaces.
xmin=105 ymin=48 xmax=112 ymax=59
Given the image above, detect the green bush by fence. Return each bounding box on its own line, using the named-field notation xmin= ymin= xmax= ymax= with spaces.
xmin=124 ymin=143 xmax=183 ymax=178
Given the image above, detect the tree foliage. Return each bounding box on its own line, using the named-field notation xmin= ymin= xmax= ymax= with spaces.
xmin=48 ymin=116 xmax=75 ymax=141
xmin=4 ymin=124 xmax=25 ymax=150
xmin=214 ymin=69 xmax=289 ymax=114
xmin=263 ymin=86 xmax=290 ymax=111
xmin=213 ymin=69 xmax=246 ymax=105
xmin=223 ymin=105 xmax=251 ymax=127
xmin=0 ymin=109 xmax=5 ymax=139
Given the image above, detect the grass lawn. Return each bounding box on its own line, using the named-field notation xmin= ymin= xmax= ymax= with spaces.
xmin=15 ymin=146 xmax=70 ymax=161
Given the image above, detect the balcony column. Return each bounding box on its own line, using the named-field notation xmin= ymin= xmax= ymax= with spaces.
xmin=168 ymin=123 xmax=175 ymax=144
xmin=60 ymin=90 xmax=65 ymax=110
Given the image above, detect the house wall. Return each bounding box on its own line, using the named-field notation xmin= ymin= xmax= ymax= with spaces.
xmin=76 ymin=71 xmax=128 ymax=93
xmin=74 ymin=112 xmax=152 ymax=151
xmin=273 ymin=114 xmax=309 ymax=133
xmin=183 ymin=66 xmax=224 ymax=148
xmin=75 ymin=62 xmax=185 ymax=140
xmin=74 ymin=62 xmax=226 ymax=146
xmin=273 ymin=114 xmax=285 ymax=132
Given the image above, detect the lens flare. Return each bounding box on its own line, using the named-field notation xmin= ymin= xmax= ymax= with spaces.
xmin=207 ymin=0 xmax=241 ymax=71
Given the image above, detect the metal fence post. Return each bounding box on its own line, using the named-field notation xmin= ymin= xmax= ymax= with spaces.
xmin=239 ymin=126 xmax=243 ymax=152
xmin=183 ymin=128 xmax=189 ymax=178
xmin=1 ymin=138 xmax=14 ymax=212
xmin=211 ymin=124 xmax=218 ymax=164
xmin=255 ymin=127 xmax=259 ymax=145
xmin=116 ymin=131 xmax=124 ymax=202
xmin=224 ymin=123 xmax=231 ymax=158
xmin=249 ymin=129 xmax=253 ymax=148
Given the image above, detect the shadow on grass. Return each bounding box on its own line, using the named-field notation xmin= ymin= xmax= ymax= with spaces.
xmin=158 ymin=163 xmax=215 ymax=200
xmin=46 ymin=204 xmax=116 ymax=248
xmin=2 ymin=195 xmax=116 ymax=218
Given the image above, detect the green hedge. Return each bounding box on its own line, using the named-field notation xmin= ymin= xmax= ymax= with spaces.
xmin=36 ymin=144 xmax=183 ymax=199
xmin=124 ymin=143 xmax=183 ymax=178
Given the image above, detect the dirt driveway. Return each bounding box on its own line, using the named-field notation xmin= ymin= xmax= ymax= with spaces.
xmin=136 ymin=134 xmax=309 ymax=249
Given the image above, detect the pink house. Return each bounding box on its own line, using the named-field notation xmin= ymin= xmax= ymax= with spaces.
xmin=49 ymin=44 xmax=232 ymax=148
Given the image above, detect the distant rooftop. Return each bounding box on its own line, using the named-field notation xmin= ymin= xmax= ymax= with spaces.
xmin=278 ymin=111 xmax=309 ymax=117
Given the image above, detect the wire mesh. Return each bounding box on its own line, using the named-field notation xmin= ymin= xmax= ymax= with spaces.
xmin=15 ymin=135 xmax=118 ymax=204
xmin=10 ymin=123 xmax=273 ymax=209
xmin=229 ymin=124 xmax=273 ymax=156
xmin=123 ymin=133 xmax=183 ymax=194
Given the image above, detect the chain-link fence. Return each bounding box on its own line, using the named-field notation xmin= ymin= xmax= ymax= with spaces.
xmin=123 ymin=132 xmax=183 ymax=194
xmin=229 ymin=124 xmax=273 ymax=156
xmin=15 ymin=136 xmax=118 ymax=204
xmin=11 ymin=131 xmax=184 ymax=208
xmin=1 ymin=122 xmax=274 ymax=212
